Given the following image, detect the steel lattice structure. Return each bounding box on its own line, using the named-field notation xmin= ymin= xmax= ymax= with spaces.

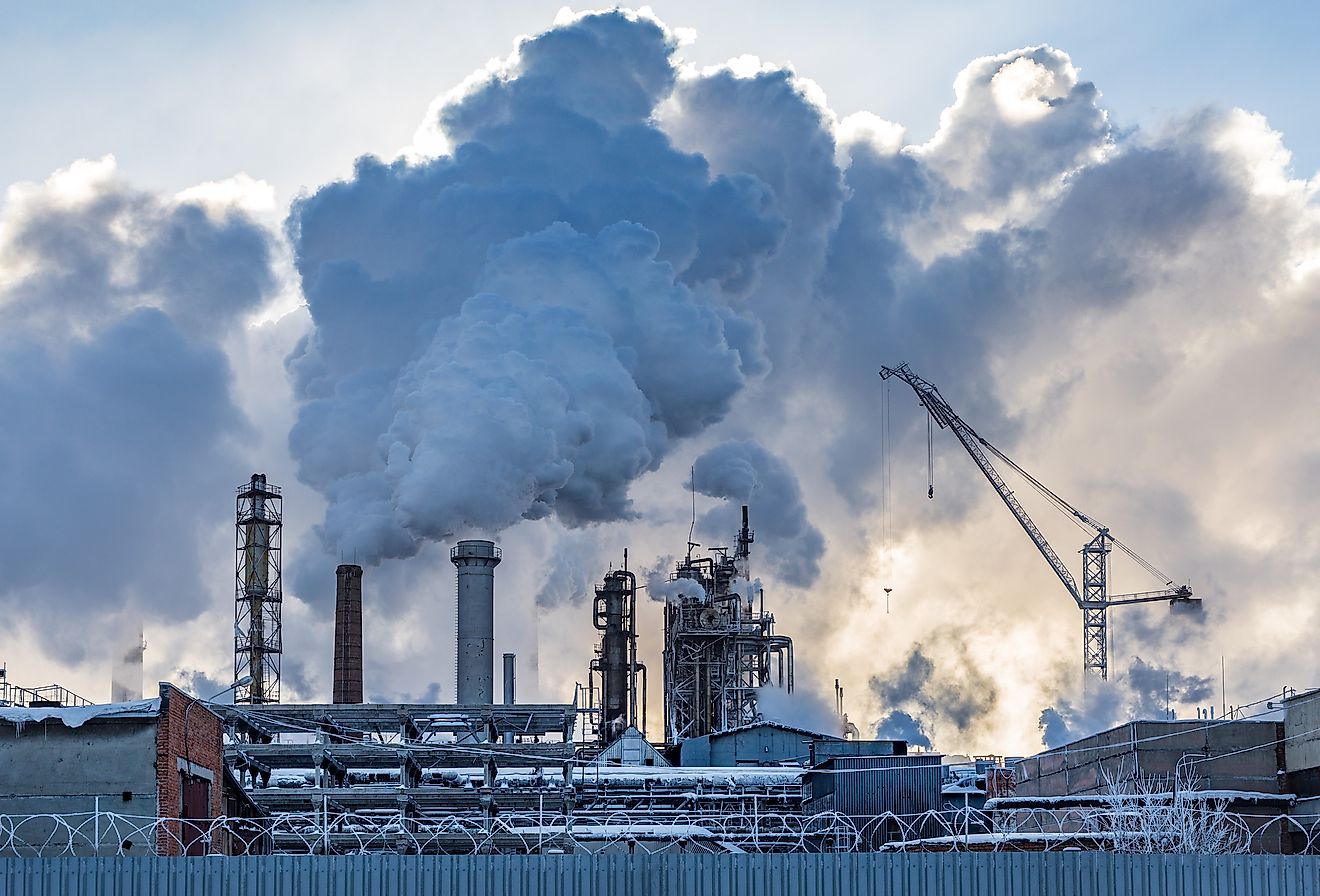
xmin=662 ymin=508 xmax=794 ymax=743
xmin=235 ymin=473 xmax=283 ymax=704
xmin=880 ymin=363 xmax=1198 ymax=680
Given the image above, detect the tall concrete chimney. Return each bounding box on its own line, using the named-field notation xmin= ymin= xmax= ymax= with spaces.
xmin=333 ymin=564 xmax=364 ymax=704
xmin=450 ymin=540 xmax=501 ymax=704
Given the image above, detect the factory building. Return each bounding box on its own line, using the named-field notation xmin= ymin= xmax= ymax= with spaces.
xmin=678 ymin=721 xmax=828 ymax=767
xmin=0 ymin=484 xmax=957 ymax=857
xmin=0 ymin=683 xmax=264 ymax=856
xmin=805 ymin=754 xmax=945 ymax=848
xmin=1273 ymin=688 xmax=1320 ymax=852
xmin=996 ymin=719 xmax=1295 ymax=853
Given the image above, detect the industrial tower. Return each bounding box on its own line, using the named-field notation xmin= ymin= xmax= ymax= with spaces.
xmin=451 ymin=540 xmax=501 ymax=705
xmin=662 ymin=506 xmax=795 ymax=742
xmin=589 ymin=563 xmax=647 ymax=745
xmin=235 ymin=473 xmax=283 ymax=704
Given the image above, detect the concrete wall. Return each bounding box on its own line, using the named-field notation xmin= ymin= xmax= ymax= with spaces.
xmin=1286 ymin=691 xmax=1320 ymax=776
xmin=0 ymin=718 xmax=159 ymax=855
xmin=1015 ymin=720 xmax=1283 ymax=797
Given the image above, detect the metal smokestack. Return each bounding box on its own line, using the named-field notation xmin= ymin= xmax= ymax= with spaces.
xmin=503 ymin=653 xmax=516 ymax=745
xmin=333 ymin=564 xmax=364 ymax=704
xmin=450 ymin=540 xmax=501 ymax=704
xmin=110 ymin=622 xmax=145 ymax=703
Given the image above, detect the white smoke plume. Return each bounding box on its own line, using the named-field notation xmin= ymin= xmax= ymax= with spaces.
xmin=0 ymin=157 xmax=278 ymax=667
xmin=287 ymin=11 xmax=776 ymax=567
xmin=5 ymin=10 xmax=1320 ymax=753
xmin=755 ymin=682 xmax=842 ymax=739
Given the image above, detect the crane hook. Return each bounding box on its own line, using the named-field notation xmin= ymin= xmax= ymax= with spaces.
xmin=927 ymin=411 xmax=935 ymax=499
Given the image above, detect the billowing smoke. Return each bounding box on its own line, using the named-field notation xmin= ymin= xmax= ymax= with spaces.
xmin=690 ymin=441 xmax=825 ymax=586
xmin=0 ymin=157 xmax=277 ymax=663
xmin=867 ymin=637 xmax=999 ymax=748
xmin=286 ymin=11 xmax=778 ymax=567
xmin=1038 ymin=657 xmax=1218 ymax=748
xmin=535 ymin=530 xmax=609 ymax=608
xmin=875 ymin=710 xmax=933 ymax=749
xmin=646 ymin=573 xmax=708 ymax=605
xmin=171 ymin=669 xmax=229 ymax=703
xmin=756 ymin=683 xmax=842 ymax=738
xmin=7 ymin=8 xmax=1320 ymax=746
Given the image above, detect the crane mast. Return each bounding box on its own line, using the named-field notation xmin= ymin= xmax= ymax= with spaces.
xmin=879 ymin=363 xmax=1197 ymax=680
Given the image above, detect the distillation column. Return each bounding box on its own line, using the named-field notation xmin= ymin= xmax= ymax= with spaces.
xmin=451 ymin=540 xmax=501 ymax=704
xmin=593 ymin=571 xmax=635 ymax=744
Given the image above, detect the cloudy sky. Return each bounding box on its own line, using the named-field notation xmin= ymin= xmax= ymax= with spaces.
xmin=2 ymin=2 xmax=1318 ymax=755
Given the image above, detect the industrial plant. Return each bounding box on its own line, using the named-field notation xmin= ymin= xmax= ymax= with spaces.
xmin=0 ymin=370 xmax=1314 ymax=862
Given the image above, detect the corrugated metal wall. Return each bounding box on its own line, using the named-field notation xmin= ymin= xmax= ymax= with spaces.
xmin=3 ymin=853 xmax=1319 ymax=895
xmin=808 ymin=755 xmax=943 ymax=819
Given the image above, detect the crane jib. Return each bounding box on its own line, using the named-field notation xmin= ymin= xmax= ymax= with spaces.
xmin=877 ymin=364 xmax=1197 ymax=680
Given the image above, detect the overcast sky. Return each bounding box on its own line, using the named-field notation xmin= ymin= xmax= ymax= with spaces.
xmin=2 ymin=3 xmax=1318 ymax=755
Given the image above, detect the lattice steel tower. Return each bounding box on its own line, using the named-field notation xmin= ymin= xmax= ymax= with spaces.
xmin=662 ymin=506 xmax=794 ymax=743
xmin=235 ymin=473 xmax=283 ymax=704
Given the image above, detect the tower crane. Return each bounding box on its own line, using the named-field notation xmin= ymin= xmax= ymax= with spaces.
xmin=879 ymin=363 xmax=1200 ymax=680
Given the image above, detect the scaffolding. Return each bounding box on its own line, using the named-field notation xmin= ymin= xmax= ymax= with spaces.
xmin=235 ymin=474 xmax=282 ymax=705
xmin=662 ymin=507 xmax=793 ymax=743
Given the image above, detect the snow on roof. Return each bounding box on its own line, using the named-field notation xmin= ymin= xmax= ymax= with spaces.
xmin=509 ymin=823 xmax=717 ymax=839
xmin=0 ymin=698 xmax=160 ymax=730
xmin=707 ymin=721 xmax=841 ymax=741
xmin=881 ymin=831 xmax=1122 ymax=850
xmin=985 ymin=790 xmax=1296 ymax=810
xmin=942 ymin=784 xmax=985 ymax=795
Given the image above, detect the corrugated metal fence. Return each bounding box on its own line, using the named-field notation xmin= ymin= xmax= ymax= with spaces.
xmin=2 ymin=853 xmax=1319 ymax=895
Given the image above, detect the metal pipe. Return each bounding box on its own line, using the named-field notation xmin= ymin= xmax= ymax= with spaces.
xmin=502 ymin=653 xmax=516 ymax=745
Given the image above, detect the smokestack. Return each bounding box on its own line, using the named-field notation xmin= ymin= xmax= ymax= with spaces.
xmin=110 ymin=622 xmax=145 ymax=703
xmin=503 ymin=653 xmax=516 ymax=744
xmin=451 ymin=540 xmax=501 ymax=704
xmin=333 ymin=564 xmax=364 ymax=704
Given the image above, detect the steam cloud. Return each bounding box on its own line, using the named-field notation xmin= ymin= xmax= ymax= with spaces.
xmin=1038 ymin=657 xmax=1217 ymax=748
xmin=756 ymin=683 xmax=842 ymax=738
xmin=286 ymin=11 xmax=776 ymax=564
xmin=867 ymin=638 xmax=999 ymax=749
xmin=0 ymin=158 xmax=276 ymax=662
xmin=690 ymin=441 xmax=825 ymax=587
xmin=5 ymin=8 xmax=1319 ymax=744
xmin=875 ymin=710 xmax=933 ymax=749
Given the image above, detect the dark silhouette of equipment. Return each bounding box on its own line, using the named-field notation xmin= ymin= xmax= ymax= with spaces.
xmin=590 ymin=560 xmax=647 ymax=745
xmin=880 ymin=363 xmax=1200 ymax=679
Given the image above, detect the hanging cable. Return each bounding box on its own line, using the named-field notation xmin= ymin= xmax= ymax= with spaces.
xmin=926 ymin=410 xmax=934 ymax=499
xmin=881 ymin=382 xmax=893 ymax=592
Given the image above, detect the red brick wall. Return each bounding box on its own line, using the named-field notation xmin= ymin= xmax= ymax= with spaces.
xmin=154 ymin=682 xmax=224 ymax=856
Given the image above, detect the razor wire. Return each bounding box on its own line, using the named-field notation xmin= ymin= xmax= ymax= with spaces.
xmin=2 ymin=804 xmax=1318 ymax=857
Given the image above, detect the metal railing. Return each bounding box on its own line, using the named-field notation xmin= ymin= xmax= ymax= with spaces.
xmin=0 ymin=682 xmax=93 ymax=708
